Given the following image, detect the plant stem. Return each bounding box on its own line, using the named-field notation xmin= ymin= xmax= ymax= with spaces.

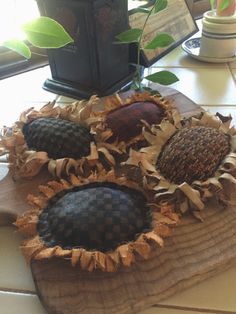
xmin=32 ymin=51 xmax=48 ymax=57
xmin=136 ymin=1 xmax=156 ymax=90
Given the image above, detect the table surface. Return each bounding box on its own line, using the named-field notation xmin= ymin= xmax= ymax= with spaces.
xmin=0 ymin=20 xmax=236 ymax=314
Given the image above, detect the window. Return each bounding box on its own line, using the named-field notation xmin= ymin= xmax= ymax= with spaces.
xmin=0 ymin=0 xmax=48 ymax=79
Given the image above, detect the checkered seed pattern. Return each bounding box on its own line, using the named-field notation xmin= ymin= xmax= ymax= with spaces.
xmin=23 ymin=117 xmax=93 ymax=159
xmin=106 ymin=101 xmax=165 ymax=142
xmin=157 ymin=126 xmax=230 ymax=185
xmin=37 ymin=183 xmax=152 ymax=252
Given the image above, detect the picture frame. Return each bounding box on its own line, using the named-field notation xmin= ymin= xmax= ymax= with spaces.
xmin=128 ymin=0 xmax=198 ymax=67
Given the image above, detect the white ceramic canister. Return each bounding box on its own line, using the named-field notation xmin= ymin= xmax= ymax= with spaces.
xmin=200 ymin=10 xmax=236 ymax=58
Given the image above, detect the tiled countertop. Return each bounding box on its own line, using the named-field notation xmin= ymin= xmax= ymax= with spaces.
xmin=0 ymin=22 xmax=236 ymax=314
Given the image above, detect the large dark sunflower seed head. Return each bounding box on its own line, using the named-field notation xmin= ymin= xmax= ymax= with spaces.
xmin=106 ymin=101 xmax=166 ymax=142
xmin=22 ymin=117 xmax=93 ymax=160
xmin=156 ymin=126 xmax=230 ymax=185
xmin=37 ymin=182 xmax=152 ymax=252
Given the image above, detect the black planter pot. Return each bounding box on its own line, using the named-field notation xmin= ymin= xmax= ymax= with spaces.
xmin=37 ymin=0 xmax=135 ymax=99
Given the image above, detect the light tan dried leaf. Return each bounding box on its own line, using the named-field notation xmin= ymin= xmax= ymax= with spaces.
xmin=54 ymin=247 xmax=71 ymax=257
xmin=117 ymin=244 xmax=134 ymax=267
xmin=38 ymin=185 xmax=55 ymax=198
xmin=19 ymin=107 xmax=34 ymax=123
xmin=21 ymin=236 xmax=45 ymax=263
xmin=48 ymin=160 xmax=57 ymax=177
xmin=107 ymin=251 xmax=120 ymax=265
xmin=98 ymin=147 xmax=115 ymax=165
xmin=105 ymin=255 xmax=117 ymax=272
xmin=27 ymin=194 xmax=47 ymax=209
xmin=178 ymin=183 xmax=204 ymax=210
xmin=59 ymin=179 xmax=71 ymax=189
xmin=153 ymin=224 xmax=172 ymax=237
xmin=71 ymin=249 xmax=82 ymax=267
xmin=47 ymin=181 xmax=66 ymax=193
xmin=19 ymin=152 xmax=49 ymax=177
xmin=192 ymin=210 xmax=204 ymax=222
xmin=86 ymin=142 xmax=99 ymax=161
xmin=198 ymin=111 xmax=221 ymax=129
xmin=132 ymin=241 xmax=151 ymax=259
xmin=94 ymin=251 xmax=106 ymax=270
xmin=69 ymin=174 xmax=82 ymax=186
xmin=144 ymin=231 xmax=164 ymax=247
xmin=103 ymin=93 xmax=123 ymax=111
xmin=80 ymin=250 xmax=94 ymax=270
xmin=15 ymin=212 xmax=38 ymax=236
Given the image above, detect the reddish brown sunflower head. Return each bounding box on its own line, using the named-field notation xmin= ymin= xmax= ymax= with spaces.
xmin=157 ymin=126 xmax=231 ymax=184
xmin=102 ymin=92 xmax=174 ymax=143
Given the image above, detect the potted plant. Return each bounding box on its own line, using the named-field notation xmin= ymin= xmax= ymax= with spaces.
xmin=1 ymin=0 xmax=179 ymax=98
xmin=35 ymin=0 xmax=138 ymax=99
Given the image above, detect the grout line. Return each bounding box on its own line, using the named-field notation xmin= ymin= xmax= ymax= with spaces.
xmin=150 ymin=65 xmax=229 ymax=69
xmin=227 ymin=64 xmax=236 ymax=85
xmin=199 ymin=104 xmax=236 ymax=108
xmin=0 ymin=287 xmax=36 ymax=296
xmin=153 ymin=304 xmax=236 ymax=314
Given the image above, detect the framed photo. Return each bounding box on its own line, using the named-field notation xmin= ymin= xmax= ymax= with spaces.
xmin=128 ymin=0 xmax=198 ymax=67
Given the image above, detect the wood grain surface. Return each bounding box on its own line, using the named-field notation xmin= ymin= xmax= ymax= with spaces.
xmin=3 ymin=88 xmax=230 ymax=314
xmin=32 ymin=202 xmax=236 ymax=314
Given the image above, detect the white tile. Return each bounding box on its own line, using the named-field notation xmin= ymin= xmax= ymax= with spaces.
xmin=159 ymin=264 xmax=236 ymax=312
xmin=0 ymin=66 xmax=55 ymax=128
xmin=152 ymin=46 xmax=228 ymax=69
xmin=229 ymin=60 xmax=236 ymax=69
xmin=0 ymin=291 xmax=46 ymax=314
xmin=146 ymin=67 xmax=236 ymax=106
xmin=0 ymin=227 xmax=36 ymax=292
xmin=230 ymin=68 xmax=236 ymax=83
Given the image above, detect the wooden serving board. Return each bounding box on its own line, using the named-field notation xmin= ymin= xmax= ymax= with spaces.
xmin=2 ymin=88 xmax=236 ymax=314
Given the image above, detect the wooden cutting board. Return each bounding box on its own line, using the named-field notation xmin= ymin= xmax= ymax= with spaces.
xmin=2 ymin=88 xmax=236 ymax=314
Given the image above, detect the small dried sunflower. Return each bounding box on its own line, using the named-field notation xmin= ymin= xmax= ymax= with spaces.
xmin=93 ymin=91 xmax=178 ymax=147
xmin=15 ymin=171 xmax=179 ymax=272
xmin=125 ymin=112 xmax=236 ymax=219
xmin=0 ymin=96 xmax=122 ymax=179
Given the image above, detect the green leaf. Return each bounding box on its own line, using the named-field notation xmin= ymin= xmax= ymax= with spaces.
xmin=116 ymin=28 xmax=142 ymax=43
xmin=219 ymin=0 xmax=230 ymax=11
xmin=144 ymin=33 xmax=174 ymax=49
xmin=134 ymin=7 xmax=150 ymax=14
xmin=22 ymin=16 xmax=74 ymax=48
xmin=2 ymin=39 xmax=31 ymax=59
xmin=145 ymin=70 xmax=179 ymax=85
xmin=153 ymin=0 xmax=168 ymax=14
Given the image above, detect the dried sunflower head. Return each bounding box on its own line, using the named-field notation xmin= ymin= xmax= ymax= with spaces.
xmin=15 ymin=171 xmax=179 ymax=272
xmin=93 ymin=91 xmax=178 ymax=146
xmin=125 ymin=112 xmax=236 ymax=217
xmin=157 ymin=126 xmax=230 ymax=185
xmin=0 ymin=95 xmax=121 ymax=179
